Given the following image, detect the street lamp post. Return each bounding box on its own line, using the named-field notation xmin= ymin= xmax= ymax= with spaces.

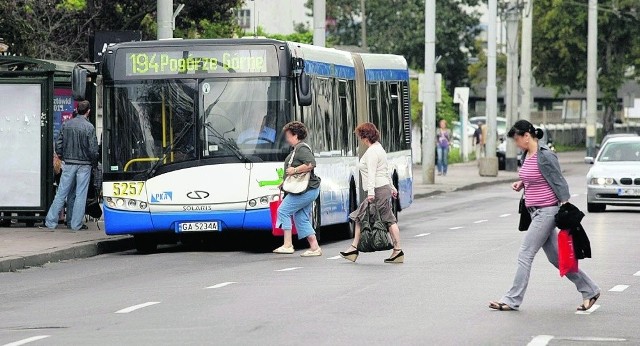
xmin=504 ymin=0 xmax=523 ymax=172
xmin=586 ymin=0 xmax=598 ymax=158
xmin=422 ymin=0 xmax=437 ymax=184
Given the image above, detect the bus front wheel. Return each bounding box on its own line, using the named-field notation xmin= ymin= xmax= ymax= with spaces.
xmin=134 ymin=235 xmax=157 ymax=254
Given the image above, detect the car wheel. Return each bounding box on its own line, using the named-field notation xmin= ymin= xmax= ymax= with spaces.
xmin=587 ymin=203 xmax=606 ymax=213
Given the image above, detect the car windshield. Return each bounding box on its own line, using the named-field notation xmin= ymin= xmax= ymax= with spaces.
xmin=598 ymin=142 xmax=640 ymax=162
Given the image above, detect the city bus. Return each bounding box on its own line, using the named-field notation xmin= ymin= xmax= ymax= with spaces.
xmin=74 ymin=39 xmax=413 ymax=253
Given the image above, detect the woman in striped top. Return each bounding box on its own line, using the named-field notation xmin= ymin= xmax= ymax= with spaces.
xmin=489 ymin=120 xmax=600 ymax=311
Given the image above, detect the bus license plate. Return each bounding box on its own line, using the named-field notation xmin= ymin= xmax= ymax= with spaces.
xmin=179 ymin=222 xmax=219 ymax=232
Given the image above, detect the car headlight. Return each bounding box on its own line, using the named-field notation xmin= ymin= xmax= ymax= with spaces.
xmin=590 ymin=177 xmax=616 ymax=186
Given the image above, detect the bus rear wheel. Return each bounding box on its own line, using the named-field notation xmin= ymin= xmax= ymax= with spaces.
xmin=311 ymin=198 xmax=321 ymax=243
xmin=134 ymin=235 xmax=157 ymax=254
xmin=344 ymin=185 xmax=357 ymax=239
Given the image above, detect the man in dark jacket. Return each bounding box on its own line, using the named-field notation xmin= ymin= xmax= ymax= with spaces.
xmin=43 ymin=101 xmax=99 ymax=231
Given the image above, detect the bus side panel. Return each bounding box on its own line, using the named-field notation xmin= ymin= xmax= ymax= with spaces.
xmin=314 ymin=156 xmax=359 ymax=226
xmin=388 ymin=150 xmax=413 ymax=210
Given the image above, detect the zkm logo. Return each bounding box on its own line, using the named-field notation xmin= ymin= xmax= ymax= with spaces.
xmin=151 ymin=192 xmax=173 ymax=203
xmin=187 ymin=190 xmax=210 ymax=200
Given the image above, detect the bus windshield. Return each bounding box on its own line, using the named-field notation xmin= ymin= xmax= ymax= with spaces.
xmin=201 ymin=77 xmax=290 ymax=158
xmin=104 ymin=77 xmax=292 ymax=174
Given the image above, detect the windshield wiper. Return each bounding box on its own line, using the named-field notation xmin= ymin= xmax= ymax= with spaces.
xmin=140 ymin=121 xmax=195 ymax=179
xmin=204 ymin=122 xmax=252 ymax=163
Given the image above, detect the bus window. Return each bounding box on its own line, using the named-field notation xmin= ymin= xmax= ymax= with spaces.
xmin=369 ymin=82 xmax=380 ymax=132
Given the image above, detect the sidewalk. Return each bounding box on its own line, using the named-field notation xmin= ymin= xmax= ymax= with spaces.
xmin=1 ymin=151 xmax=585 ymax=272
xmin=412 ymin=150 xmax=585 ymax=198
xmin=0 ymin=223 xmax=131 ymax=272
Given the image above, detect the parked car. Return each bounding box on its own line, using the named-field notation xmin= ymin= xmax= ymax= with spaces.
xmin=451 ymin=120 xmax=477 ymax=148
xmin=585 ymin=137 xmax=640 ymax=212
xmin=469 ymin=116 xmax=507 ymax=139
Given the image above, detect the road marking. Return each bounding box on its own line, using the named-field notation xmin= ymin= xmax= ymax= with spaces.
xmin=327 ymin=256 xmax=342 ymax=260
xmin=562 ymin=337 xmax=626 ymax=342
xmin=474 ymin=220 xmax=488 ymax=224
xmin=414 ymin=233 xmax=431 ymax=237
xmin=499 ymin=214 xmax=511 ymax=218
xmin=575 ymin=304 xmax=600 ymax=315
xmin=527 ymin=335 xmax=554 ymax=346
xmin=275 ymin=267 xmax=302 ymax=272
xmin=205 ymin=282 xmax=237 ymax=289
xmin=633 ymin=271 xmax=640 ymax=276
xmin=572 ymin=193 xmax=580 ymax=197
xmin=2 ymin=336 xmax=51 ymax=346
xmin=449 ymin=226 xmax=463 ymax=230
xmin=609 ymin=285 xmax=629 ymax=292
xmin=115 ymin=301 xmax=161 ymax=314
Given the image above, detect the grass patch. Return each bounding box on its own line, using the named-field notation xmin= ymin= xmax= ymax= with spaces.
xmin=448 ymin=147 xmax=476 ymax=164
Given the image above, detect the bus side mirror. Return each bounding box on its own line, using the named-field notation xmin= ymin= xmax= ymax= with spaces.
xmin=72 ymin=67 xmax=88 ymax=101
xmin=297 ymin=71 xmax=312 ymax=107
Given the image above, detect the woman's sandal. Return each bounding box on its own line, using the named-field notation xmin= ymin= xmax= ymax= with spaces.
xmin=489 ymin=301 xmax=514 ymax=311
xmin=577 ymin=293 xmax=600 ymax=311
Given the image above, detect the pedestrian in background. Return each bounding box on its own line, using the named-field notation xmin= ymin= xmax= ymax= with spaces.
xmin=489 ymin=120 xmax=600 ymax=311
xmin=473 ymin=121 xmax=483 ymax=161
xmin=436 ymin=119 xmax=451 ymax=176
xmin=340 ymin=122 xmax=404 ymax=263
xmin=272 ymin=121 xmax=323 ymax=257
xmin=42 ymin=101 xmax=98 ymax=231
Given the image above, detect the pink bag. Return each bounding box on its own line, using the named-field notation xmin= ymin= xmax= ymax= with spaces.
xmin=558 ymin=229 xmax=579 ymax=276
xmin=270 ymin=195 xmax=297 ymax=236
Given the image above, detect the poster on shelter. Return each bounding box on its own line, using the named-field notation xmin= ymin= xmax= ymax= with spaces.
xmin=0 ymin=84 xmax=42 ymax=207
xmin=53 ymin=88 xmax=76 ymax=143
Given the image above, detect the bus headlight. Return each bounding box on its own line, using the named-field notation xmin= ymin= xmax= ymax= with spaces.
xmin=247 ymin=194 xmax=280 ymax=209
xmin=106 ymin=197 xmax=148 ymax=211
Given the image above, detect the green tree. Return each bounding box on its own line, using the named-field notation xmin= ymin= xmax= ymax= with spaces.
xmin=306 ymin=0 xmax=482 ymax=91
xmin=251 ymin=26 xmax=314 ymax=44
xmin=468 ymin=40 xmax=507 ymax=93
xmin=532 ymin=0 xmax=640 ymax=134
xmin=0 ymin=0 xmax=242 ymax=61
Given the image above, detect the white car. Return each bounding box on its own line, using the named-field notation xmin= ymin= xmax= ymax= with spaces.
xmin=585 ymin=137 xmax=640 ymax=212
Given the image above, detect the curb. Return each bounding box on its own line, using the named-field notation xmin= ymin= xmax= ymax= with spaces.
xmin=0 ymin=236 xmax=134 ymax=273
xmin=413 ymin=177 xmax=515 ymax=200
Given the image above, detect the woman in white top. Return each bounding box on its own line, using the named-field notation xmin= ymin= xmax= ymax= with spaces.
xmin=340 ymin=122 xmax=404 ymax=263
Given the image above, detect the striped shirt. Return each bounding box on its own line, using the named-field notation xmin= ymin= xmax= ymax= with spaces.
xmin=519 ymin=153 xmax=558 ymax=207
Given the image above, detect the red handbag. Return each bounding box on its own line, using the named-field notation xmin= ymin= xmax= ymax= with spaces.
xmin=558 ymin=229 xmax=579 ymax=276
xmin=270 ymin=195 xmax=297 ymax=236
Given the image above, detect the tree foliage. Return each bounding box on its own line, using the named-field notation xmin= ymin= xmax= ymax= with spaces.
xmin=0 ymin=0 xmax=242 ymax=61
xmin=532 ymin=0 xmax=640 ymax=134
xmin=306 ymin=0 xmax=482 ymax=91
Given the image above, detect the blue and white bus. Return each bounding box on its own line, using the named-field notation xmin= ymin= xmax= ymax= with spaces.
xmin=76 ymin=39 xmax=412 ymax=252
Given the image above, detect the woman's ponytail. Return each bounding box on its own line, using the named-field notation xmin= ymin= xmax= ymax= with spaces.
xmin=535 ymin=128 xmax=544 ymax=140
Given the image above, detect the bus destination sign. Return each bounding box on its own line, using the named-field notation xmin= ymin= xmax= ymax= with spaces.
xmin=123 ymin=47 xmax=277 ymax=77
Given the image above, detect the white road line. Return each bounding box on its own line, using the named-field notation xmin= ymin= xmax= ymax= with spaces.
xmin=205 ymin=282 xmax=237 ymax=289
xmin=633 ymin=271 xmax=640 ymax=276
xmin=275 ymin=267 xmax=302 ymax=272
xmin=571 ymin=194 xmax=580 ymax=197
xmin=499 ymin=214 xmax=511 ymax=218
xmin=561 ymin=337 xmax=626 ymax=342
xmin=575 ymin=304 xmax=600 ymax=315
xmin=474 ymin=220 xmax=488 ymax=224
xmin=2 ymin=336 xmax=51 ymax=346
xmin=609 ymin=285 xmax=630 ymax=292
xmin=115 ymin=301 xmax=161 ymax=314
xmin=327 ymin=255 xmax=342 ymax=260
xmin=527 ymin=335 xmax=554 ymax=346
xmin=414 ymin=233 xmax=431 ymax=237
xmin=449 ymin=226 xmax=463 ymax=230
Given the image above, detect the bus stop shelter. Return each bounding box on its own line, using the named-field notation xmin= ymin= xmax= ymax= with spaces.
xmin=0 ymin=56 xmax=64 ymax=226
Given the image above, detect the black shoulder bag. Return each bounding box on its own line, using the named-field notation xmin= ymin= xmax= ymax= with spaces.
xmin=357 ymin=203 xmax=394 ymax=252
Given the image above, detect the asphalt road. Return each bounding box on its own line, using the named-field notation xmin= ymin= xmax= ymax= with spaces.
xmin=1 ymin=161 xmax=639 ymax=346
